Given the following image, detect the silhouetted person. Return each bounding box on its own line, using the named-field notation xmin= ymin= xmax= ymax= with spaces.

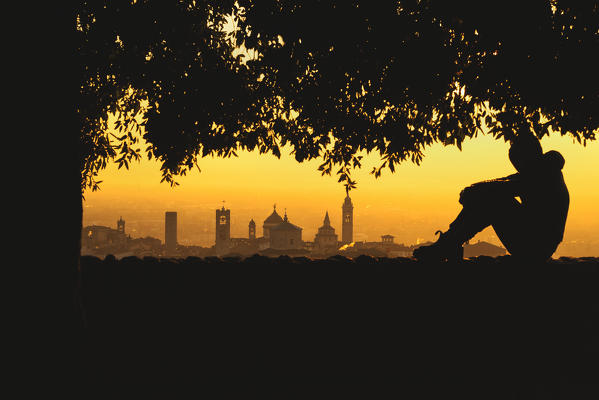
xmin=413 ymin=130 xmax=569 ymax=262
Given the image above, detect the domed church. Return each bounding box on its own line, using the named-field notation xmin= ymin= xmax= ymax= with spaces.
xmin=269 ymin=210 xmax=303 ymax=250
xmin=262 ymin=205 xmax=284 ymax=239
xmin=259 ymin=205 xmax=303 ymax=250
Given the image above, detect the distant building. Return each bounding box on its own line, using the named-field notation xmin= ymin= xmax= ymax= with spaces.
xmin=211 ymin=204 xmax=306 ymax=256
xmin=82 ymin=216 xmax=129 ymax=249
xmin=222 ymin=218 xmax=261 ymax=256
xmin=269 ymin=210 xmax=303 ymax=250
xmin=82 ymin=216 xmax=172 ymax=259
xmin=165 ymin=211 xmax=177 ymax=254
xmin=227 ymin=238 xmax=258 ymax=256
xmin=263 ymin=205 xmax=284 ymax=239
xmin=338 ymin=235 xmax=412 ymax=258
xmin=249 ymin=219 xmax=256 ymax=240
xmin=117 ymin=216 xmax=125 ymax=234
xmin=379 ymin=235 xmax=412 ymax=257
xmin=82 ymin=224 xmax=127 ymax=249
xmin=303 ymin=241 xmax=315 ymax=252
xmin=215 ymin=205 xmax=305 ymax=255
xmin=313 ymin=211 xmax=339 ymax=251
xmin=381 ymin=234 xmax=394 ymax=244
xmin=81 ymin=217 xmax=135 ymax=258
xmin=342 ymin=195 xmax=353 ymax=244
xmin=215 ymin=206 xmax=231 ymax=254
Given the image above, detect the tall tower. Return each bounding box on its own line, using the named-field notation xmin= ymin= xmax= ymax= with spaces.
xmin=165 ymin=211 xmax=177 ymax=254
xmin=342 ymin=194 xmax=353 ymax=244
xmin=215 ymin=206 xmax=231 ymax=253
xmin=249 ymin=219 xmax=256 ymax=240
xmin=117 ymin=216 xmax=125 ymax=234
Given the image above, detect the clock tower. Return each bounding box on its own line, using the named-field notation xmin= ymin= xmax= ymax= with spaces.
xmin=342 ymin=195 xmax=353 ymax=244
xmin=215 ymin=205 xmax=230 ymax=253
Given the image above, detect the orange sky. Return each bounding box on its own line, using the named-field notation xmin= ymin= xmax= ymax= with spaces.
xmin=82 ymin=131 xmax=599 ymax=256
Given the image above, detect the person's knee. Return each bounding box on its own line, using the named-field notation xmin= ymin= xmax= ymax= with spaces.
xmin=459 ymin=184 xmax=515 ymax=207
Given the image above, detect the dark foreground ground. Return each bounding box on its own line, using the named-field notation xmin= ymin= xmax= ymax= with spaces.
xmin=78 ymin=255 xmax=598 ymax=397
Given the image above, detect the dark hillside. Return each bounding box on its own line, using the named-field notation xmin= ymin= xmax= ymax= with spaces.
xmin=79 ymin=255 xmax=598 ymax=396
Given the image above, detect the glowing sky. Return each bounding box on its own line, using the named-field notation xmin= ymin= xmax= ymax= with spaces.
xmin=82 ymin=131 xmax=599 ymax=256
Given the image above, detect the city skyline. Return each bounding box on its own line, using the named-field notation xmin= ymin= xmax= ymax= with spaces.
xmin=83 ymin=195 xmax=597 ymax=259
xmin=83 ymin=133 xmax=599 ymax=257
xmin=84 ymin=202 xmax=599 ymax=258
xmin=82 ymin=193 xmax=510 ymax=260
xmin=85 ymin=198 xmax=360 ymax=247
xmin=84 ymin=198 xmax=451 ymax=248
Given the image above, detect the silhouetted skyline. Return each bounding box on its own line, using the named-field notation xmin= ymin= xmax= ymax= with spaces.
xmin=83 ymin=135 xmax=599 ymax=257
xmin=82 ymin=210 xmax=511 ymax=260
xmin=82 ymin=185 xmax=598 ymax=259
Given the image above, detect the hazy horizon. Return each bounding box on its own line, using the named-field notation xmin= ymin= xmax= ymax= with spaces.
xmin=83 ymin=133 xmax=599 ymax=257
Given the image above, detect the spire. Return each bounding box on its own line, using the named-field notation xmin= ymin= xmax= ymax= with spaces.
xmin=343 ymin=193 xmax=353 ymax=207
xmin=264 ymin=206 xmax=283 ymax=224
xmin=284 ymin=209 xmax=288 ymax=222
xmin=323 ymin=211 xmax=330 ymax=226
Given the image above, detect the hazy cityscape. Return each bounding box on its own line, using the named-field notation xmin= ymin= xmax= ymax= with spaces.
xmin=83 ymin=187 xmax=599 ymax=259
xmin=82 ymin=127 xmax=599 ymax=260
xmin=85 ymin=193 xmax=560 ymax=260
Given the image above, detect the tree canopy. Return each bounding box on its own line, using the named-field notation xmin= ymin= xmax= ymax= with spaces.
xmin=77 ymin=0 xmax=599 ymax=192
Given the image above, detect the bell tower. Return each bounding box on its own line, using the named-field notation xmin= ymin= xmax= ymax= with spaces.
xmin=249 ymin=219 xmax=256 ymax=240
xmin=215 ymin=205 xmax=231 ymax=253
xmin=342 ymin=194 xmax=353 ymax=244
xmin=117 ymin=216 xmax=125 ymax=234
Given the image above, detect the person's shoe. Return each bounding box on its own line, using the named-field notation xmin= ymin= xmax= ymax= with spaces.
xmin=412 ymin=230 xmax=464 ymax=262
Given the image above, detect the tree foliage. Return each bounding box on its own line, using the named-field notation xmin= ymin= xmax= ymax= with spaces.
xmin=77 ymin=0 xmax=599 ymax=193
xmin=77 ymin=0 xmax=248 ymax=190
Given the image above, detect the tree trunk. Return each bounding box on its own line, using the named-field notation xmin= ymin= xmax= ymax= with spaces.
xmin=14 ymin=3 xmax=86 ymax=388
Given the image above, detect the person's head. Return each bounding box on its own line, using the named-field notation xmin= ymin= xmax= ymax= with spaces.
xmin=508 ymin=129 xmax=543 ymax=172
xmin=543 ymin=150 xmax=565 ymax=171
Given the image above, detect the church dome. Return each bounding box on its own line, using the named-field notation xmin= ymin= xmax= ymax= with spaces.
xmin=270 ymin=209 xmax=302 ymax=231
xmin=264 ymin=207 xmax=284 ymax=225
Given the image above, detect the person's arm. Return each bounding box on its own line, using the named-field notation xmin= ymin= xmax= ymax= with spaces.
xmin=459 ymin=173 xmax=522 ymax=205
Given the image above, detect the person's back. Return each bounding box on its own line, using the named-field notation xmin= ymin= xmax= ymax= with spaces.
xmin=519 ymin=150 xmax=569 ymax=256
